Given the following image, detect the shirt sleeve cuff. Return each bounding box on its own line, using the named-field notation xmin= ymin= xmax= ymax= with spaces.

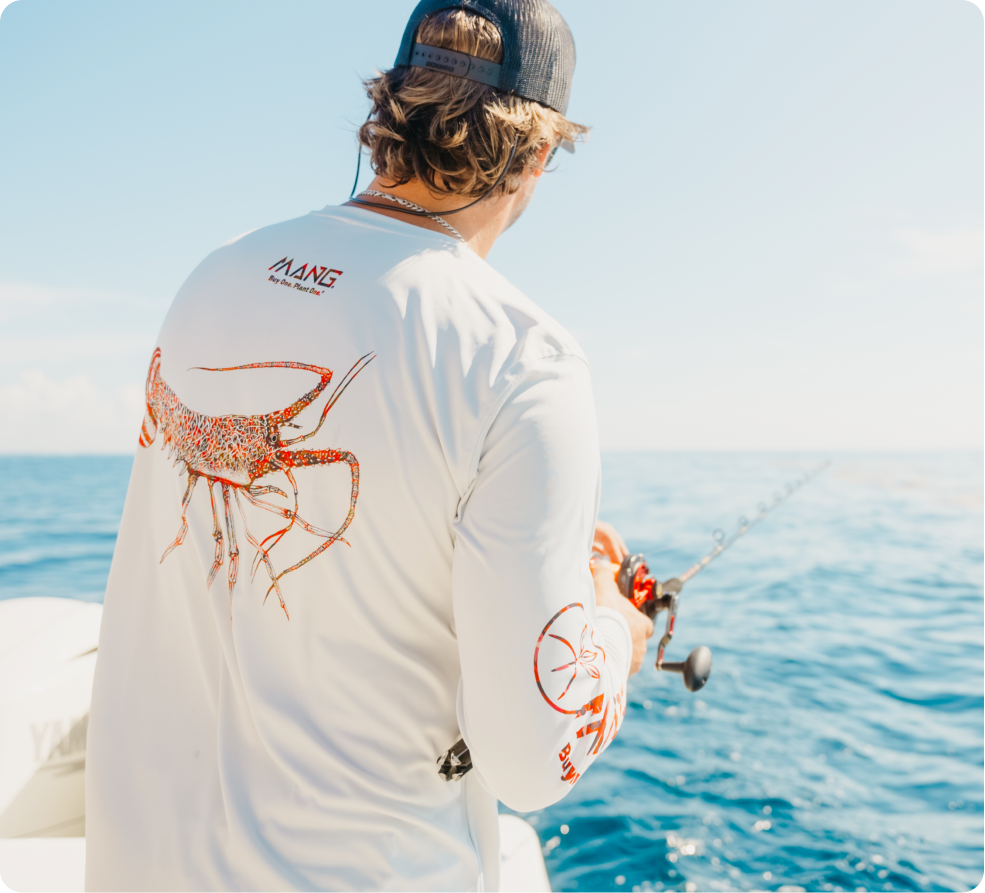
xmin=595 ymin=606 xmax=633 ymax=683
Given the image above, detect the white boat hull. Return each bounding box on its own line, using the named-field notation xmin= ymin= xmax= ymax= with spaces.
xmin=0 ymin=598 xmax=551 ymax=891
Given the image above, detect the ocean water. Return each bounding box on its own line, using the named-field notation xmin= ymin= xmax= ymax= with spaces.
xmin=0 ymin=452 xmax=982 ymax=892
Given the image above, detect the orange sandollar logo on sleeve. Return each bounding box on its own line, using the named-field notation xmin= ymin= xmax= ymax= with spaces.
xmin=533 ymin=603 xmax=606 ymax=715
xmin=534 ymin=604 xmax=615 ymax=778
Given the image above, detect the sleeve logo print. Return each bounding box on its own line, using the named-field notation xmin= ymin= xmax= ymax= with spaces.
xmin=535 ymin=604 xmax=625 ymax=785
xmin=533 ymin=603 xmax=606 ymax=714
xmin=267 ymin=257 xmax=343 ymax=295
xmin=139 ymin=348 xmax=375 ymax=620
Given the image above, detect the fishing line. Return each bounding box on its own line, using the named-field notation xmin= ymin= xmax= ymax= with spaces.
xmin=615 ymin=462 xmax=831 ymax=690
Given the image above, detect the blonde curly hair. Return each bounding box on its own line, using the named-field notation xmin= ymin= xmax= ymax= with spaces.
xmin=358 ymin=8 xmax=588 ymax=199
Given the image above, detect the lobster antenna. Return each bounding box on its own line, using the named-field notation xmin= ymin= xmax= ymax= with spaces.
xmin=190 ymin=360 xmax=334 ymax=376
xmin=283 ymin=352 xmax=376 ymax=446
xmin=322 ymin=352 xmax=376 ymax=415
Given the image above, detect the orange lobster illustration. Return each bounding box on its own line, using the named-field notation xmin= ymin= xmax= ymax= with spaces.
xmin=139 ymin=347 xmax=375 ymax=619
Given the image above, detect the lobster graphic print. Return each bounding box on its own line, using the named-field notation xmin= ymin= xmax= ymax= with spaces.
xmin=139 ymin=347 xmax=375 ymax=619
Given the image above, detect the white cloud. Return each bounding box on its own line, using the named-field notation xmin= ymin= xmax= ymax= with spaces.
xmin=594 ymin=332 xmax=983 ymax=451
xmin=0 ymin=281 xmax=165 ymax=361
xmin=0 ymin=371 xmax=143 ymax=454
xmin=0 ymin=334 xmax=152 ymax=365
xmin=0 ymin=281 xmax=163 ymax=422
xmin=0 ymin=279 xmax=162 ymax=314
xmin=892 ymin=226 xmax=984 ymax=277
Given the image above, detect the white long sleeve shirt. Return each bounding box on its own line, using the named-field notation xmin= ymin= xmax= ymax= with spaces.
xmin=86 ymin=204 xmax=632 ymax=892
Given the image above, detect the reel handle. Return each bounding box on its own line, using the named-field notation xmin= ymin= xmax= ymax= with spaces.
xmin=659 ymin=646 xmax=713 ymax=692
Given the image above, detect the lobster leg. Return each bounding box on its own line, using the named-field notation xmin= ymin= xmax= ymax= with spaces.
xmin=247 ymin=485 xmax=287 ymax=498
xmin=206 ymin=479 xmax=225 ymax=589
xmin=161 ymin=472 xmax=198 ymax=563
xmin=232 ymin=490 xmax=289 ymax=619
xmin=248 ymin=469 xmax=299 ymax=578
xmin=244 ymin=493 xmax=342 ymax=542
xmin=221 ymin=484 xmax=239 ymax=620
xmin=264 ymin=449 xmax=360 ymax=592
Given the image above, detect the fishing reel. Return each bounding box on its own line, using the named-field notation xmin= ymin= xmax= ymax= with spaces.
xmin=616 ymin=553 xmax=712 ymax=692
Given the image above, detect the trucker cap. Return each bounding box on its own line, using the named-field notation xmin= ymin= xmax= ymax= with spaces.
xmin=393 ymin=0 xmax=576 ymax=116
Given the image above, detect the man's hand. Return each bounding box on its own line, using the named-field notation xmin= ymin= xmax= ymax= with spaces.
xmin=593 ymin=520 xmax=628 ymax=566
xmin=592 ymin=558 xmax=654 ymax=676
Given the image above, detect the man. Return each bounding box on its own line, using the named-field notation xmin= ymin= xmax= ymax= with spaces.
xmin=86 ymin=0 xmax=653 ymax=889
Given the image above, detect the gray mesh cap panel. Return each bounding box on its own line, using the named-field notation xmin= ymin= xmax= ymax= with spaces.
xmin=393 ymin=0 xmax=576 ymax=115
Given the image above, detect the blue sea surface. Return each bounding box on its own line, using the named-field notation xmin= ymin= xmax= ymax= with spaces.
xmin=0 ymin=452 xmax=981 ymax=892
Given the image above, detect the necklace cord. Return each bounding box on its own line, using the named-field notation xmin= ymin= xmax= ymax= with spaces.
xmin=348 ymin=136 xmax=521 ymax=219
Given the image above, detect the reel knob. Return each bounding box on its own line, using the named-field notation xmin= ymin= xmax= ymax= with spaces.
xmin=659 ymin=645 xmax=713 ymax=692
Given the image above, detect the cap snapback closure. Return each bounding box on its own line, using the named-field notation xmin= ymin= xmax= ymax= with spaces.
xmin=409 ymin=43 xmax=502 ymax=88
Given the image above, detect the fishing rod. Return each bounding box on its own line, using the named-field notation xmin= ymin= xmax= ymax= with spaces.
xmin=610 ymin=462 xmax=831 ymax=693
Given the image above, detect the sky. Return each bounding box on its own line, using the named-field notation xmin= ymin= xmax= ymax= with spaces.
xmin=0 ymin=0 xmax=981 ymax=453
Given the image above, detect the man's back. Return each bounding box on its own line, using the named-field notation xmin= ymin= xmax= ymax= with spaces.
xmin=85 ymin=2 xmax=659 ymax=886
xmin=85 ymin=205 xmax=619 ymax=890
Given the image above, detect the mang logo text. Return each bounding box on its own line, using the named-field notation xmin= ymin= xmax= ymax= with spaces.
xmin=268 ymin=257 xmax=343 ymax=295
